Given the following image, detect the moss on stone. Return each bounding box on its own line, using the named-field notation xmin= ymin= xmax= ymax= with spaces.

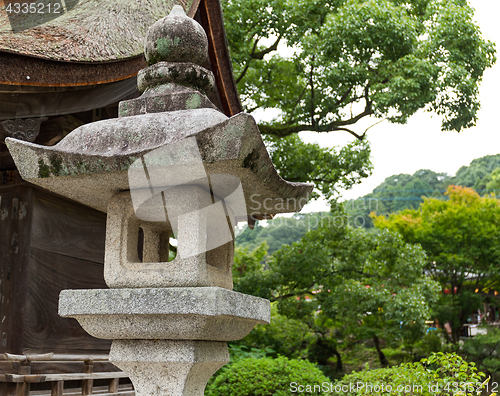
xmin=49 ymin=154 xmax=63 ymax=176
xmin=38 ymin=159 xmax=50 ymax=178
xmin=151 ymin=36 xmax=181 ymax=65
xmin=243 ymin=149 xmax=260 ymax=172
xmin=119 ymin=102 xmax=129 ymax=117
xmin=186 ymin=94 xmax=202 ymax=109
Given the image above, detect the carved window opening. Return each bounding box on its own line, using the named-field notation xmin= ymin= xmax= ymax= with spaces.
xmin=136 ymin=224 xmax=176 ymax=263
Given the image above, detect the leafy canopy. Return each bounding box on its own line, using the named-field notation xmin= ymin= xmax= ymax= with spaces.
xmin=234 ymin=211 xmax=439 ymax=354
xmin=223 ymin=0 xmax=496 ymax=139
xmin=235 ymin=212 xmax=332 ymax=255
xmin=265 ymin=135 xmax=372 ymax=200
xmin=373 ymin=185 xmax=500 ymax=341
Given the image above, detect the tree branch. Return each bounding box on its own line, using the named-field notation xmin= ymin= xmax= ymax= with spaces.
xmin=259 ymin=123 xmax=369 ymax=140
xmin=251 ymin=35 xmax=281 ymax=60
xmin=272 ymin=285 xmax=316 ymax=301
xmin=258 ymin=84 xmax=374 ymax=139
xmin=287 ymin=86 xmax=307 ymax=125
xmin=335 ymin=87 xmax=354 ymax=107
xmin=236 ymin=38 xmax=260 ymax=83
xmin=310 ymin=56 xmax=315 ymax=128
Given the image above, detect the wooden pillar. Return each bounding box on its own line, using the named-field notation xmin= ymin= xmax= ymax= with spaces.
xmin=82 ymin=360 xmax=93 ymax=395
xmin=109 ymin=378 xmax=119 ymax=393
xmin=16 ymin=363 xmax=31 ymax=396
xmin=51 ymin=381 xmax=64 ymax=396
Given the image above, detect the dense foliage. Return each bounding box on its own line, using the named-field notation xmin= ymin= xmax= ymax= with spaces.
xmin=205 ymin=356 xmax=331 ymax=396
xmin=204 ymin=352 xmax=494 ymax=395
xmin=345 ymin=154 xmax=500 ymax=228
xmin=221 ymin=0 xmax=495 ymax=202
xmin=373 ymin=185 xmax=500 ymax=342
xmin=231 ymin=304 xmax=312 ymax=359
xmin=462 ymin=327 xmax=500 ymax=383
xmin=335 ymin=352 xmax=493 ymax=395
xmin=236 ymin=212 xmax=331 ymax=255
xmin=456 ymin=155 xmax=500 ymax=193
xmin=265 ymin=135 xmax=372 ymax=201
xmin=223 ymin=0 xmax=496 ymax=137
xmin=234 ymin=209 xmax=439 ymax=367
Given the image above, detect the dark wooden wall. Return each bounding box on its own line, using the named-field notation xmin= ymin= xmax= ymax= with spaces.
xmin=0 ymin=172 xmax=111 ymax=354
xmin=0 ymin=176 xmax=30 ymax=354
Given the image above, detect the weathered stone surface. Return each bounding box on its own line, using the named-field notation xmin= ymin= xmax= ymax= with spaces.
xmin=110 ymin=340 xmax=228 ymax=396
xmin=119 ymin=83 xmax=218 ymax=116
xmin=59 ymin=287 xmax=270 ymax=340
xmin=123 ymin=6 xmax=217 ymax=114
xmin=6 ymin=111 xmax=312 ymax=216
xmin=144 ymin=6 xmax=208 ymax=67
xmin=137 ymin=62 xmax=216 ymax=95
xmin=53 ymin=108 xmax=226 ymax=155
xmin=104 ymin=189 xmax=235 ymax=289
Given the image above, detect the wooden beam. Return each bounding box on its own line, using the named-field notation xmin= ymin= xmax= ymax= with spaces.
xmin=0 ymin=53 xmax=145 ymax=87
xmin=198 ymin=0 xmax=242 ymax=117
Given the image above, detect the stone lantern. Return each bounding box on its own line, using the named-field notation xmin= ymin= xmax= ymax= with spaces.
xmin=6 ymin=6 xmax=312 ymax=395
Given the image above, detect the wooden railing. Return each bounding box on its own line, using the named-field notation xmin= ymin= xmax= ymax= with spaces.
xmin=0 ymin=354 xmax=134 ymax=396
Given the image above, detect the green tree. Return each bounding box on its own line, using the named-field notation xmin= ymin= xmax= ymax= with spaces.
xmin=345 ymin=169 xmax=451 ymax=228
xmin=223 ymin=0 xmax=495 ymax=137
xmin=222 ymin=0 xmax=495 ymax=201
xmin=453 ymin=154 xmax=500 ymax=190
xmin=232 ymin=241 xmax=269 ymax=296
xmin=486 ymin=168 xmax=500 ymax=195
xmin=373 ymin=185 xmax=500 ymax=343
xmin=344 ymin=155 xmax=500 ymax=229
xmin=236 ymin=212 xmax=335 ymax=254
xmin=266 ymin=135 xmax=372 ymax=201
xmin=233 ymin=304 xmax=313 ymax=359
xmin=235 ymin=211 xmax=439 ymax=367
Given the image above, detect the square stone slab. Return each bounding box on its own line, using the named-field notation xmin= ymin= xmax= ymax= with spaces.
xmin=59 ymin=287 xmax=270 ymax=341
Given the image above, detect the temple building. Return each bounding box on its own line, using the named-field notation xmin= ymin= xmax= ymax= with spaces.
xmin=0 ymin=0 xmax=242 ymax=394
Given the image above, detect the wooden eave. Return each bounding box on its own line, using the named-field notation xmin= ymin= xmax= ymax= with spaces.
xmin=0 ymin=0 xmax=242 ymax=119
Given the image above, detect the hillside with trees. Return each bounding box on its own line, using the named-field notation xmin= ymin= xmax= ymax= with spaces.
xmin=238 ymin=154 xmax=500 ymax=252
xmin=345 ymin=153 xmax=500 ymax=228
xmin=236 ymin=212 xmax=331 ymax=254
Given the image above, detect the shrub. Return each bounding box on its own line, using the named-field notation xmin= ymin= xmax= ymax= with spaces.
xmin=232 ymin=305 xmax=312 ymax=359
xmin=205 ymin=356 xmax=331 ymax=396
xmin=333 ymin=352 xmax=494 ymax=395
xmin=413 ymin=330 xmax=449 ymax=359
xmin=227 ymin=344 xmax=273 ymax=361
xmin=462 ymin=327 xmax=500 ymax=382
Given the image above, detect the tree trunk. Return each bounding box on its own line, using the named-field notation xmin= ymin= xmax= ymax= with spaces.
xmin=373 ymin=335 xmax=389 ymax=366
xmin=452 ymin=326 xmax=460 ymax=344
xmin=332 ymin=349 xmax=342 ymax=372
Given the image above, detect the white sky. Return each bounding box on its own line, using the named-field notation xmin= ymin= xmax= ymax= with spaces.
xmin=264 ymin=0 xmax=500 ymax=213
